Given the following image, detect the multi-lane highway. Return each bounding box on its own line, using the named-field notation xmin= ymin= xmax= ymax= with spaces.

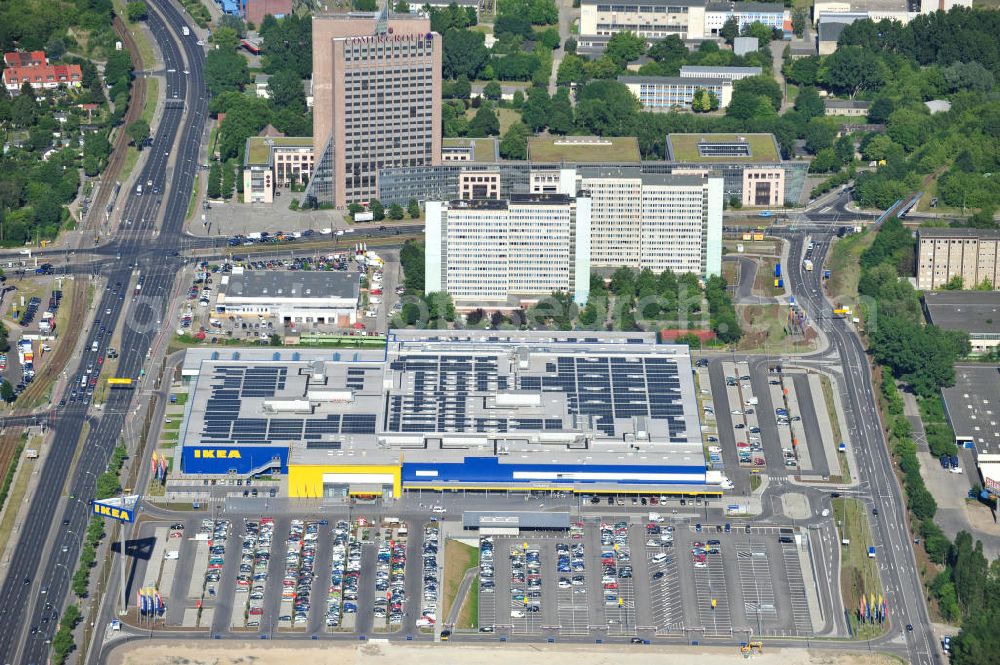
xmin=779 ymin=231 xmax=940 ymax=664
xmin=0 ymin=1 xmax=207 ymax=662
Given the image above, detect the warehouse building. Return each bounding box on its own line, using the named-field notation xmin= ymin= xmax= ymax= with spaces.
xmin=916 ymin=227 xmax=1000 ymax=291
xmin=923 ymin=291 xmax=1000 ymax=355
xmin=215 ymin=270 xmax=360 ymax=326
xmin=176 ymin=331 xmax=719 ymax=497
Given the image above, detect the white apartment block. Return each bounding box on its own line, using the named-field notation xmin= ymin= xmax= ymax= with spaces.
xmin=531 ymin=167 xmax=723 ymax=278
xmin=425 ymin=194 xmax=592 ymax=306
xmin=917 ymin=228 xmax=1000 ymax=291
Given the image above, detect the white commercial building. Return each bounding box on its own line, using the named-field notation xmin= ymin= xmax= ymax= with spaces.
xmin=215 ymin=270 xmax=360 ymax=326
xmin=425 ymin=194 xmax=592 ymax=307
xmin=620 ymin=75 xmax=734 ymax=110
xmin=531 ymin=167 xmax=724 ymax=278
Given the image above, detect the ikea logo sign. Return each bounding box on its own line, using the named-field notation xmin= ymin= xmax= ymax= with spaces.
xmin=93 ymin=504 xmax=134 ymax=523
xmin=193 ymin=449 xmax=242 ymax=459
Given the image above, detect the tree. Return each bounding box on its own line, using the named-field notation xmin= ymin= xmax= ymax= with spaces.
xmin=482 ymin=80 xmax=502 ymax=101
xmin=548 ymin=88 xmax=574 ymax=134
xmin=605 ymin=31 xmax=645 ymax=66
xmin=468 ymin=102 xmax=500 ymax=137
xmin=793 ymin=85 xmax=824 ymax=119
xmin=648 ymin=35 xmax=687 ymax=63
xmin=868 ymin=96 xmax=894 ymax=124
xmin=691 ymin=88 xmax=711 ymax=113
xmin=941 ymin=61 xmax=995 ymax=93
xmin=394 ymin=0 xmax=410 ymax=11
xmin=204 ymin=48 xmax=250 ymax=96
xmin=834 ymin=134 xmax=855 ymax=164
xmin=126 ymin=119 xmax=150 ymax=149
xmin=537 ymin=27 xmax=560 ymax=50
xmin=791 ymin=8 xmax=807 ymax=37
xmin=207 ymin=162 xmax=222 ymax=199
xmin=407 ymin=199 xmax=421 ymax=219
xmin=804 ymin=117 xmax=837 ymax=153
xmin=726 ymin=91 xmax=775 ymax=120
xmin=369 ymin=199 xmax=385 ymax=221
xmin=575 ymin=80 xmax=640 ymax=135
xmin=442 ymin=29 xmax=489 ymax=80
xmin=733 ymin=75 xmax=782 ymax=111
xmin=823 ymin=46 xmax=886 ymax=98
xmin=784 ymin=55 xmax=820 ymax=86
xmin=126 ymin=1 xmax=147 ymax=21
xmin=499 ymin=122 xmax=529 ymax=160
xmin=388 ymin=203 xmax=405 ymax=220
xmin=565 ymin=37 xmax=577 ymax=55
xmin=267 ymin=69 xmax=306 ymax=113
xmin=720 ymin=17 xmax=739 ymax=45
xmin=0 ymin=380 xmax=14 ymax=403
xmin=556 ymin=54 xmax=589 ymax=86
xmin=809 ymin=148 xmax=841 ymax=173
xmin=520 ymin=86 xmax=551 ymax=132
xmin=886 ymin=108 xmax=929 ymax=152
xmin=741 ymin=21 xmax=774 ymax=44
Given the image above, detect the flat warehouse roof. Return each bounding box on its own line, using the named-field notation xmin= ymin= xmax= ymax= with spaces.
xmin=179 ymin=330 xmax=706 ymax=475
xmin=923 ymin=292 xmax=1000 ymax=335
xmin=666 ymin=133 xmax=781 ymax=163
xmin=221 ymin=270 xmax=360 ymax=301
xmin=941 ymin=365 xmax=1000 ymax=456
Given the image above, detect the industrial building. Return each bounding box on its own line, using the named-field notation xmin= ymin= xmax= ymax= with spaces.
xmin=424 ymin=193 xmax=592 ymax=307
xmin=923 ymin=292 xmax=1000 ymax=355
xmin=176 ymin=331 xmax=719 ymax=498
xmin=242 ymin=136 xmax=314 ymax=204
xmin=941 ymin=365 xmax=1000 ymax=499
xmin=916 ymin=227 xmax=1000 ymax=291
xmin=214 ymin=270 xmax=360 ymax=326
xmin=308 ymin=10 xmax=441 ymax=207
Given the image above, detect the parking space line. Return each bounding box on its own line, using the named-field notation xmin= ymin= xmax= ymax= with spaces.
xmin=781 ymin=543 xmax=813 ymax=635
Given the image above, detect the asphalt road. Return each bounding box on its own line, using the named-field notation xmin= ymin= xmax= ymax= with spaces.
xmin=778 ymin=231 xmax=940 ymax=664
xmin=0 ymin=1 xmax=208 ymax=662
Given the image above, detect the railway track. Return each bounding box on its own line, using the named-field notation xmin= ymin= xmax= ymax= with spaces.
xmin=0 ymin=12 xmax=149 ymax=499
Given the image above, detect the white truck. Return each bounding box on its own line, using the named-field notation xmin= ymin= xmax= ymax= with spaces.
xmin=648 ymin=512 xmax=664 ymax=523
xmin=182 ymin=26 xmax=190 ymax=36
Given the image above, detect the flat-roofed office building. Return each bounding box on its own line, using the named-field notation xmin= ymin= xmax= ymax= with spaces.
xmin=580 ymin=0 xmax=708 ymax=40
xmin=620 ymin=75 xmax=734 ymax=110
xmin=425 ymin=194 xmax=592 ymax=307
xmin=309 ymin=10 xmax=441 ymax=207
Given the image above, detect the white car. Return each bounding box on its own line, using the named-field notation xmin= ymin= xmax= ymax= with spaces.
xmin=369 ymin=297 xmax=382 ymax=305
xmin=510 ymin=610 xmax=525 ymax=618
xmin=431 ymin=506 xmax=446 ymax=513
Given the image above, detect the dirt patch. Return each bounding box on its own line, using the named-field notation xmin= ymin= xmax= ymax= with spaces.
xmin=109 ymin=641 xmax=907 ymax=665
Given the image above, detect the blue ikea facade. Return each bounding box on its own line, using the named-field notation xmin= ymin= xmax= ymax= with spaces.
xmin=181 ymin=445 xmax=288 ymax=475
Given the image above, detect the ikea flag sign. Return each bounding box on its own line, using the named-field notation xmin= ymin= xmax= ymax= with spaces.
xmin=92 ymin=496 xmax=139 ymax=523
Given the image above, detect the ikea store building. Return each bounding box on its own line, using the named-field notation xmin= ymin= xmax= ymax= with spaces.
xmin=177 ymin=330 xmax=722 ymax=498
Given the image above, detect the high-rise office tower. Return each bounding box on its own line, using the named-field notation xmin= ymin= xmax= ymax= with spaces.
xmin=310 ymin=8 xmax=441 ymax=207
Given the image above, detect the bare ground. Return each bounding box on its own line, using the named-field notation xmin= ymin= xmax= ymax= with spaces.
xmin=109 ymin=641 xmax=907 ymax=665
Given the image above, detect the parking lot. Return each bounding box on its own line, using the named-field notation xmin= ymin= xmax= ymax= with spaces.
xmin=173 ymin=252 xmax=402 ymax=341
xmin=136 ymin=514 xmax=821 ymax=641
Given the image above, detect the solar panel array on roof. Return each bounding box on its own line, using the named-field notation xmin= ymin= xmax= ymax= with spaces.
xmin=382 ymin=352 xmax=689 ymax=441
xmin=199 ymin=365 xmax=375 ymax=444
